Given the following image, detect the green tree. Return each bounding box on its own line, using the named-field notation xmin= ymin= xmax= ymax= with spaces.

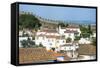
xmin=92 ymin=37 xmax=96 ymax=46
xmin=66 ymin=37 xmax=72 ymax=43
xmin=88 ymin=25 xmax=93 ymax=35
xmin=65 ymin=23 xmax=69 ymax=27
xmin=74 ymin=36 xmax=80 ymax=41
xmin=80 ymin=25 xmax=92 ymax=38
xmin=58 ymin=22 xmax=66 ymax=27
xmin=19 ymin=14 xmax=41 ymax=30
xmin=20 ymin=40 xmax=28 ymax=48
xmin=39 ymin=43 xmax=44 ymax=47
xmin=51 ymin=48 xmax=55 ymax=51
xmin=20 ymin=38 xmax=35 ymax=48
xmin=81 ymin=33 xmax=90 ymax=38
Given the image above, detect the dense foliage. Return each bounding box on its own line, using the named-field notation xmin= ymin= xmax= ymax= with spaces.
xmin=19 ymin=14 xmax=41 ymax=30
xmin=20 ymin=38 xmax=35 ymax=48
xmin=92 ymin=37 xmax=96 ymax=46
xmin=66 ymin=37 xmax=72 ymax=43
xmin=74 ymin=36 xmax=81 ymax=41
xmin=80 ymin=25 xmax=92 ymax=38
xmin=58 ymin=22 xmax=68 ymax=27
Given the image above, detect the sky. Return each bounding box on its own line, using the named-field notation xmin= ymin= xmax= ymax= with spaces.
xmin=19 ymin=4 xmax=96 ymax=24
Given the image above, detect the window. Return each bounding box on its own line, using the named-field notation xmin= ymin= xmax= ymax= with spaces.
xmin=69 ymin=34 xmax=71 ymax=36
xmin=57 ymin=40 xmax=59 ymax=43
xmin=48 ymin=39 xmax=50 ymax=42
xmin=74 ymin=32 xmax=79 ymax=36
xmin=50 ymin=43 xmax=52 ymax=45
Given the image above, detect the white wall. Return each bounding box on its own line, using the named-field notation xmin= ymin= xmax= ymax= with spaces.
xmin=0 ymin=0 xmax=99 ymax=68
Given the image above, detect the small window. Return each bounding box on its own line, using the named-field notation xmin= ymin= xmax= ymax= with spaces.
xmin=50 ymin=43 xmax=52 ymax=45
xmin=48 ymin=39 xmax=50 ymax=42
xmin=69 ymin=34 xmax=71 ymax=36
xmin=57 ymin=41 xmax=59 ymax=43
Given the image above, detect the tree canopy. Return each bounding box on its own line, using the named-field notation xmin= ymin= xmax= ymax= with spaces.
xmin=92 ymin=37 xmax=96 ymax=46
xmin=80 ymin=25 xmax=93 ymax=38
xmin=19 ymin=14 xmax=41 ymax=30
xmin=58 ymin=22 xmax=68 ymax=27
xmin=20 ymin=38 xmax=35 ymax=48
xmin=66 ymin=37 xmax=72 ymax=43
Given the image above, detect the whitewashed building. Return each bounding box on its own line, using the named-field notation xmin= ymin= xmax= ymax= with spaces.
xmin=35 ymin=25 xmax=81 ymax=51
xmin=58 ymin=25 xmax=81 ymax=41
xmin=19 ymin=30 xmax=33 ymax=37
xmin=79 ymin=38 xmax=91 ymax=44
xmin=59 ymin=43 xmax=79 ymax=58
xmin=63 ymin=30 xmax=79 ymax=41
xmin=35 ymin=29 xmax=66 ymax=50
xmin=66 ymin=25 xmax=81 ymax=36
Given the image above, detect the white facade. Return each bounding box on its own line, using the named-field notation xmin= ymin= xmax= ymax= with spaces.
xmin=19 ymin=31 xmax=23 ymax=36
xmin=66 ymin=28 xmax=81 ymax=35
xmin=63 ymin=32 xmax=75 ymax=41
xmin=35 ymin=35 xmax=66 ymax=50
xmin=92 ymin=32 xmax=96 ymax=38
xmin=60 ymin=44 xmax=79 ymax=51
xmin=58 ymin=26 xmax=81 ymax=36
xmin=19 ymin=30 xmax=33 ymax=37
xmin=59 ymin=43 xmax=79 ymax=58
xmin=35 ymin=26 xmax=81 ymax=50
xmin=58 ymin=26 xmax=81 ymax=41
xmin=79 ymin=38 xmax=91 ymax=44
xmin=58 ymin=26 xmax=66 ymax=35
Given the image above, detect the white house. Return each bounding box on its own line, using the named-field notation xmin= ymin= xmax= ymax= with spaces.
xmin=92 ymin=32 xmax=96 ymax=37
xmin=66 ymin=25 xmax=81 ymax=35
xmin=35 ymin=29 xmax=66 ymax=50
xmin=90 ymin=31 xmax=96 ymax=38
xmin=63 ymin=30 xmax=79 ymax=41
xmin=58 ymin=25 xmax=81 ymax=41
xmin=19 ymin=30 xmax=23 ymax=36
xmin=35 ymin=26 xmax=81 ymax=51
xmin=79 ymin=38 xmax=91 ymax=44
xmin=58 ymin=26 xmax=66 ymax=35
xmin=59 ymin=43 xmax=79 ymax=58
xmin=19 ymin=30 xmax=33 ymax=37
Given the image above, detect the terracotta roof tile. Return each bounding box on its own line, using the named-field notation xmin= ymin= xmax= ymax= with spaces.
xmin=46 ymin=35 xmax=60 ymax=39
xmin=40 ymin=29 xmax=57 ymax=33
xmin=78 ymin=44 xmax=96 ymax=55
xmin=64 ymin=30 xmax=78 ymax=33
xmin=19 ymin=48 xmax=70 ymax=63
xmin=67 ymin=25 xmax=79 ymax=28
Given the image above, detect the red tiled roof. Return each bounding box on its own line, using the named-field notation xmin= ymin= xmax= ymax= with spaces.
xmin=64 ymin=30 xmax=78 ymax=33
xmin=19 ymin=48 xmax=70 ymax=63
xmin=67 ymin=25 xmax=79 ymax=28
xmin=40 ymin=29 xmax=57 ymax=33
xmin=46 ymin=35 xmax=60 ymax=39
xmin=38 ymin=34 xmax=45 ymax=36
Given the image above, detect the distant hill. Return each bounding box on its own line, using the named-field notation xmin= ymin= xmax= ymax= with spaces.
xmin=19 ymin=11 xmax=96 ymax=30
